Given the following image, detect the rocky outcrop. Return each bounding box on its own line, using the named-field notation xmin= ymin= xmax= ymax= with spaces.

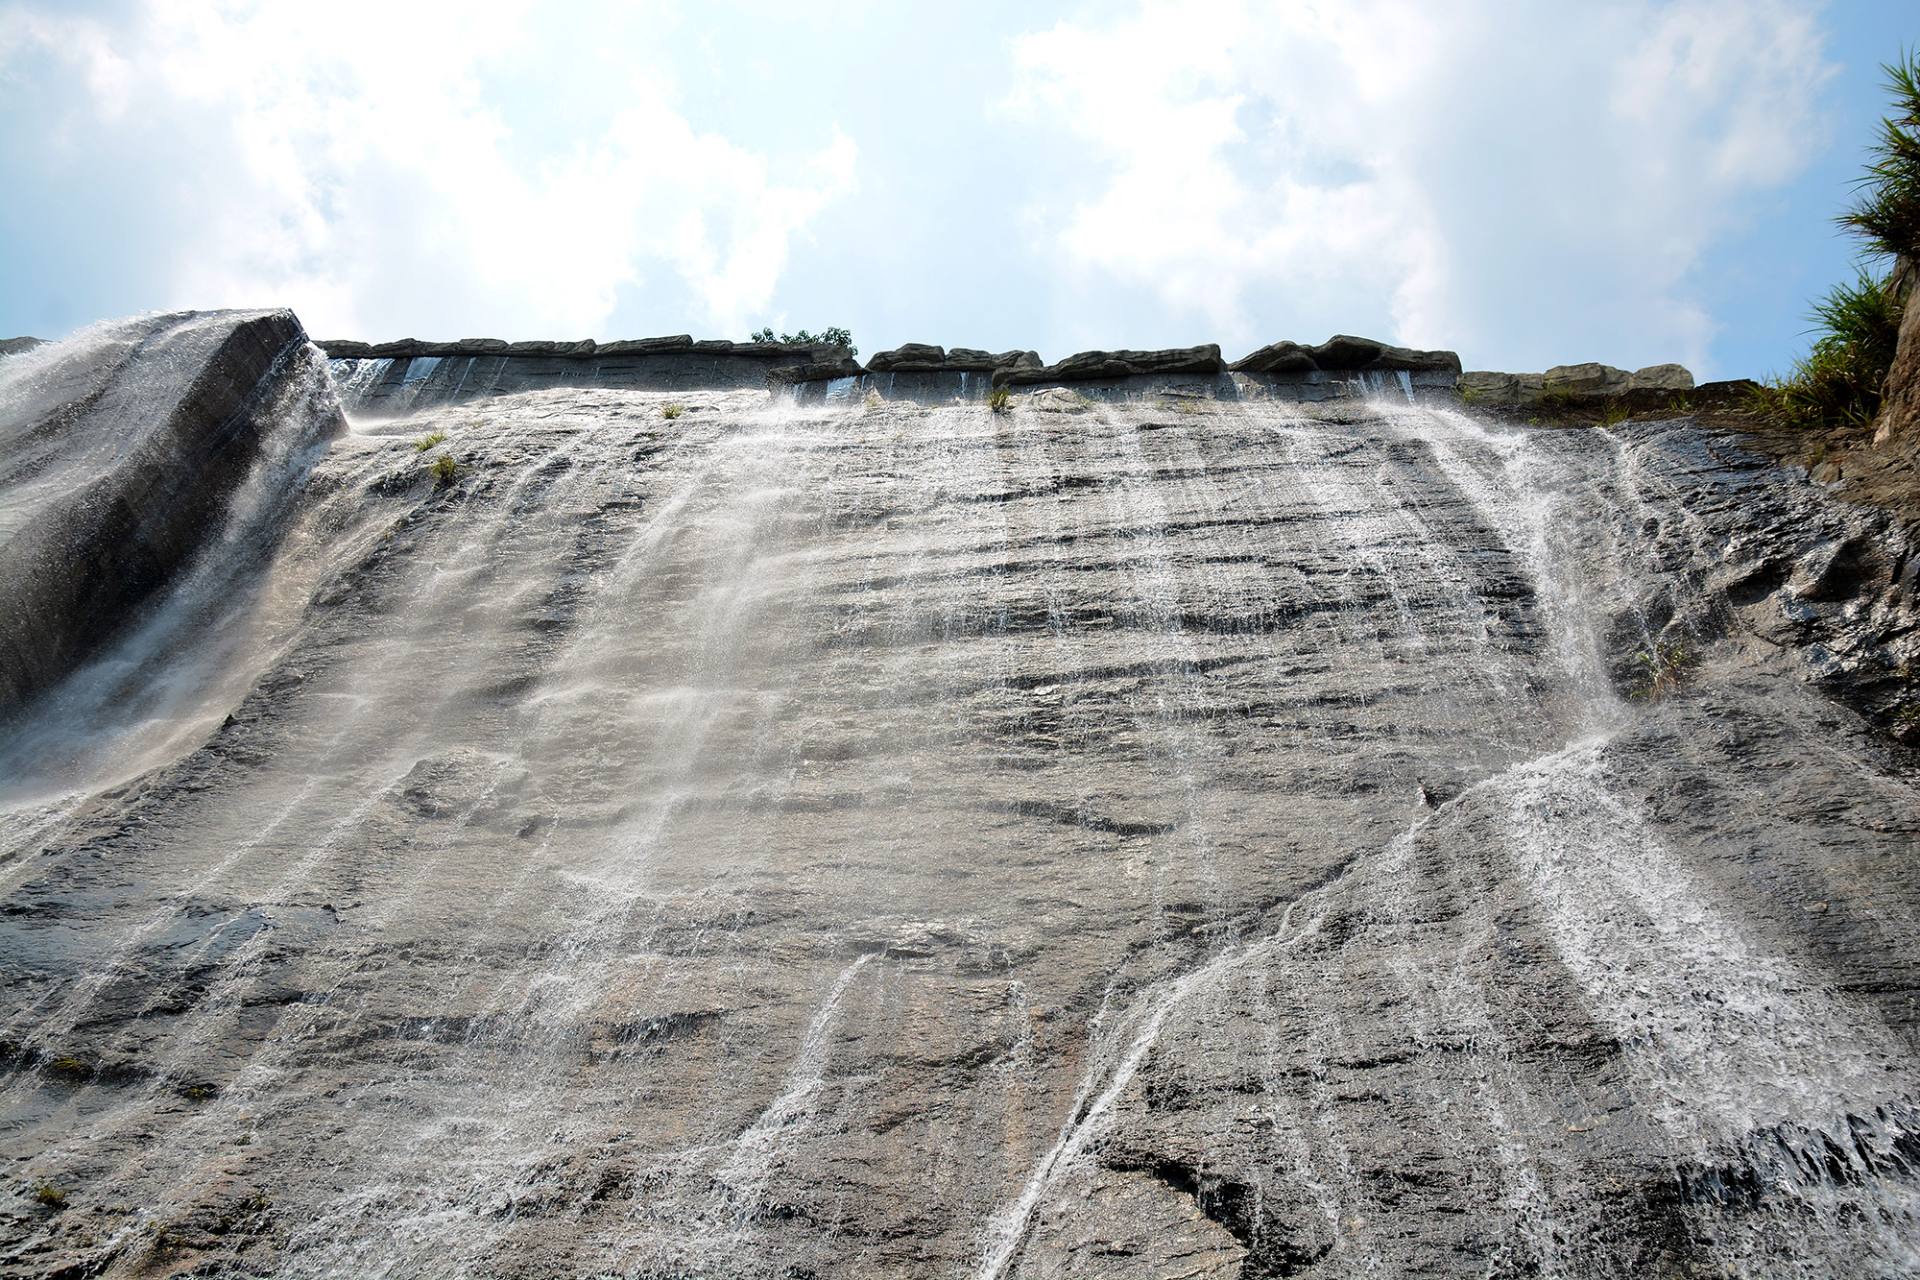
xmin=1460 ymin=362 xmax=1710 ymax=410
xmin=324 ymin=334 xmax=857 ymax=414
xmin=867 ymin=344 xmax=1042 ymax=374
xmin=1232 ymin=334 xmax=1461 ymax=376
xmin=0 ymin=337 xmax=44 ymax=357
xmin=994 ymin=344 xmax=1226 ymax=387
xmin=0 ymin=310 xmax=342 ymax=718
xmin=1875 ymin=256 xmax=1920 ymax=446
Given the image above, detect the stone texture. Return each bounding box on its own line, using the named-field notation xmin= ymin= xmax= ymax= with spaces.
xmin=1544 ymin=362 xmax=1634 ymax=396
xmin=0 ymin=337 xmax=44 ymax=357
xmin=995 ymin=344 xmax=1225 ymax=387
xmin=1876 ymin=256 xmax=1920 ymax=446
xmin=1230 ymin=339 xmax=1318 ymax=374
xmin=1630 ymin=363 xmax=1695 ymax=392
xmin=2 ymin=372 xmax=1919 ymax=1279
xmin=0 ymin=309 xmax=342 ymax=719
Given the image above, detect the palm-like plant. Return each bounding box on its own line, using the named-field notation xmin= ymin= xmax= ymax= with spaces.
xmin=1840 ymin=52 xmax=1920 ymax=260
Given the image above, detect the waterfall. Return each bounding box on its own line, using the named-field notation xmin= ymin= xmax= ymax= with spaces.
xmin=3 ymin=369 xmax=1917 ymax=1280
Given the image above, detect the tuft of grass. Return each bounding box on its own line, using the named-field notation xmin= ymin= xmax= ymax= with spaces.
xmin=179 ymin=1083 xmax=215 ymax=1102
xmin=1759 ymin=52 xmax=1920 ymax=434
xmin=1599 ymin=402 xmax=1631 ymax=427
xmin=429 ymin=454 xmax=459 ymax=488
xmin=1457 ymin=383 xmax=1480 ymax=405
xmin=1629 ymin=639 xmax=1697 ymax=701
xmin=30 ymin=1180 xmax=67 ymax=1209
xmin=1840 ymin=51 xmax=1920 ymax=260
xmin=46 ymin=1056 xmax=92 ymax=1081
xmin=412 ymin=431 xmax=448 ymax=453
xmin=661 ymin=403 xmax=684 ymax=420
xmin=1754 ymin=271 xmax=1905 ymax=433
xmin=987 ymin=386 xmax=1013 ymax=415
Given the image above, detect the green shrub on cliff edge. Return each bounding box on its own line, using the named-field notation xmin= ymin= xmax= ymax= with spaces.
xmin=750 ymin=326 xmax=857 ymax=357
xmin=1760 ymin=51 xmax=1920 ymax=432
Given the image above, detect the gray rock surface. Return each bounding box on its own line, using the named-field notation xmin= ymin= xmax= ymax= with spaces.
xmin=0 ymin=337 xmax=44 ymax=358
xmin=995 ymin=344 xmax=1226 ymax=386
xmin=0 ymin=310 xmax=341 ymax=720
xmin=0 ymin=343 xmax=1917 ymax=1279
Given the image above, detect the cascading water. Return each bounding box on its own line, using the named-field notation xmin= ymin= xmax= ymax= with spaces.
xmin=2 ymin=352 xmax=1918 ymax=1280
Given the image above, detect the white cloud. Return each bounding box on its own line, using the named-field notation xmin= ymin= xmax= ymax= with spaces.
xmin=0 ymin=0 xmax=856 ymax=338
xmin=1005 ymin=0 xmax=1834 ymax=373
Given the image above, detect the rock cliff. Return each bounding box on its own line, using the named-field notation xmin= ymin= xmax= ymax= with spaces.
xmin=0 ymin=310 xmax=342 ymax=720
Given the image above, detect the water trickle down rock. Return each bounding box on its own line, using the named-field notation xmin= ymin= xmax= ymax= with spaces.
xmin=0 ymin=310 xmax=342 ymax=720
xmin=0 ymin=326 xmax=1916 ymax=1280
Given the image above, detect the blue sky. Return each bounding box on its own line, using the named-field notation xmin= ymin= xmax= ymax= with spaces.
xmin=0 ymin=1 xmax=1912 ymax=379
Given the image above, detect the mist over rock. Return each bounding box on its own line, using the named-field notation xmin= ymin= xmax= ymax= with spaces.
xmin=0 ymin=309 xmax=341 ymax=719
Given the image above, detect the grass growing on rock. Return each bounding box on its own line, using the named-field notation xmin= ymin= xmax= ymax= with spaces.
xmin=412 ymin=431 xmax=448 ymax=452
xmin=46 ymin=1056 xmax=92 ymax=1081
xmin=30 ymin=1180 xmax=67 ymax=1209
xmin=1758 ymin=51 xmax=1920 ymax=434
xmin=429 ymin=454 xmax=459 ymax=488
xmin=987 ymin=386 xmax=1012 ymax=415
xmin=661 ymin=403 xmax=684 ymax=420
xmin=1629 ymin=639 xmax=1698 ymax=701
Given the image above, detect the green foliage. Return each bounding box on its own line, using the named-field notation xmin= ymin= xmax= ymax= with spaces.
xmin=987 ymin=386 xmax=1012 ymax=415
xmin=412 ymin=431 xmax=448 ymax=453
xmin=1457 ymin=383 xmax=1480 ymax=405
xmin=661 ymin=402 xmax=685 ymax=420
xmin=1761 ymin=51 xmax=1919 ymax=433
xmin=1755 ymin=271 xmax=1905 ymax=431
xmin=46 ymin=1056 xmax=91 ymax=1081
xmin=179 ymin=1083 xmax=216 ymax=1102
xmin=1629 ymin=639 xmax=1697 ymax=701
xmin=1599 ymin=402 xmax=1631 ymax=427
xmin=429 ymin=454 xmax=459 ymax=488
xmin=1840 ymin=51 xmax=1920 ymax=259
xmin=750 ymin=326 xmax=857 ymax=356
xmin=30 ymin=1180 xmax=66 ymax=1209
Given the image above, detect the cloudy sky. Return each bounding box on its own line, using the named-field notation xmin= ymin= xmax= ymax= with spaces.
xmin=0 ymin=0 xmax=1911 ymax=378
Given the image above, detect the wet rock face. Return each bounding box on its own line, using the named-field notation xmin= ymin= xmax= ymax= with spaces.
xmin=2 ymin=372 xmax=1919 ymax=1279
xmin=0 ymin=310 xmax=342 ymax=720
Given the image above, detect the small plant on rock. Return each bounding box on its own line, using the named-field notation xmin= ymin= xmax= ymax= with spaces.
xmin=987 ymin=386 xmax=1012 ymax=415
xmin=1630 ymin=639 xmax=1697 ymax=701
xmin=30 ymin=1180 xmax=67 ymax=1209
xmin=661 ymin=403 xmax=684 ymax=420
xmin=46 ymin=1056 xmax=91 ymax=1081
xmin=413 ymin=431 xmax=448 ymax=453
xmin=429 ymin=454 xmax=459 ymax=488
xmin=1600 ymin=402 xmax=1631 ymax=427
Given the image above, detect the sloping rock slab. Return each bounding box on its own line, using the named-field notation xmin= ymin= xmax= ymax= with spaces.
xmin=0 ymin=309 xmax=341 ymax=718
xmin=995 ymin=345 xmax=1224 ymax=387
xmin=0 ymin=337 xmax=44 ymax=358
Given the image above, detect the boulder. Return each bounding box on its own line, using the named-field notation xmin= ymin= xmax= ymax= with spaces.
xmin=1630 ymin=363 xmax=1694 ymax=392
xmin=997 ymin=345 xmax=1224 ymax=387
xmin=1232 ymin=341 xmax=1318 ymax=375
xmin=1460 ymin=371 xmax=1520 ymax=405
xmin=0 ymin=309 xmax=344 ymax=718
xmin=317 ymin=339 xmax=370 ymax=358
xmin=867 ymin=344 xmax=949 ymax=372
xmin=1310 ymin=335 xmax=1385 ymax=370
xmin=1543 ymin=363 xmax=1632 ymax=396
